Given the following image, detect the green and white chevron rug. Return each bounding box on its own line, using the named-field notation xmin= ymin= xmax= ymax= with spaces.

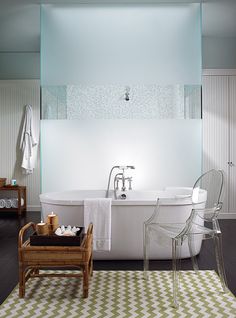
xmin=0 ymin=270 xmax=236 ymax=318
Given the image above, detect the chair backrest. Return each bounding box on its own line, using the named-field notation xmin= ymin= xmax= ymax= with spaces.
xmin=192 ymin=169 xmax=224 ymax=210
xmin=176 ymin=170 xmax=224 ymax=238
xmin=145 ymin=169 xmax=224 ymax=226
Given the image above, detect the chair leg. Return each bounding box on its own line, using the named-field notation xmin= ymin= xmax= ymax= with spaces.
xmin=188 ymin=235 xmax=199 ymax=272
xmin=172 ymin=238 xmax=181 ymax=309
xmin=143 ymin=223 xmax=150 ymax=280
xmin=214 ymin=233 xmax=228 ymax=292
xmin=83 ymin=265 xmax=89 ymax=298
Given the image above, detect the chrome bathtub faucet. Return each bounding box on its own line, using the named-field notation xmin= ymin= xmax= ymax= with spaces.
xmin=106 ymin=165 xmax=135 ymax=198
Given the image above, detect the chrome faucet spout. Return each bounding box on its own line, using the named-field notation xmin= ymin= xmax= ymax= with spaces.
xmin=106 ymin=166 xmax=119 ymax=198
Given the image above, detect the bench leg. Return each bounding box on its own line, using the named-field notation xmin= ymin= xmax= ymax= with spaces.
xmin=19 ymin=264 xmax=25 ymax=298
xmin=89 ymin=257 xmax=93 ymax=277
xmin=83 ymin=265 xmax=89 ymax=298
xmin=33 ymin=268 xmax=39 ymax=275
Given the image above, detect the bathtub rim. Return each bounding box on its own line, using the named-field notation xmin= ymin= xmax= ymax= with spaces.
xmin=39 ymin=188 xmax=202 ymax=206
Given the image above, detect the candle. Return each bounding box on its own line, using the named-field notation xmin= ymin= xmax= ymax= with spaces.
xmin=46 ymin=212 xmax=59 ymax=234
xmin=36 ymin=220 xmax=49 ymax=235
xmin=47 ymin=212 xmax=58 ymax=223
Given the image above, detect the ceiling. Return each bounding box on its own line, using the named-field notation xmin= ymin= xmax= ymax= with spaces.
xmin=0 ymin=0 xmax=236 ymax=52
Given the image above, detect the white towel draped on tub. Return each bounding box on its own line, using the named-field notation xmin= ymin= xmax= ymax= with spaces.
xmin=84 ymin=198 xmax=112 ymax=252
xmin=20 ymin=105 xmax=37 ymax=174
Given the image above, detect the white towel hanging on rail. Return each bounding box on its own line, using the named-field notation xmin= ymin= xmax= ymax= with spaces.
xmin=20 ymin=105 xmax=37 ymax=174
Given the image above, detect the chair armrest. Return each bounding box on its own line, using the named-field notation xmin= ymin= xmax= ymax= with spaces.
xmin=193 ymin=204 xmax=222 ymax=222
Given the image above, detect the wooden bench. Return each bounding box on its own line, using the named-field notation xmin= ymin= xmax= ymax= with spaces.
xmin=18 ymin=222 xmax=93 ymax=298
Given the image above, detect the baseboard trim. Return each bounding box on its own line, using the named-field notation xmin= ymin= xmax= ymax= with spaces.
xmin=218 ymin=213 xmax=236 ymax=219
xmin=27 ymin=205 xmax=41 ymax=212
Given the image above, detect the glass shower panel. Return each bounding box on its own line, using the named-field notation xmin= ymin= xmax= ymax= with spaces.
xmin=41 ymin=84 xmax=201 ymax=120
xmin=41 ymin=4 xmax=201 ymax=119
xmin=184 ymin=85 xmax=202 ymax=119
xmin=41 ymin=4 xmax=201 ymax=85
xmin=40 ymin=4 xmax=202 ymax=193
xmin=41 ymin=119 xmax=202 ymax=193
xmin=41 ymin=86 xmax=67 ymax=119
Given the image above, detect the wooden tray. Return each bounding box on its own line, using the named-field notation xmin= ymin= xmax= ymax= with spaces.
xmin=30 ymin=227 xmax=85 ymax=246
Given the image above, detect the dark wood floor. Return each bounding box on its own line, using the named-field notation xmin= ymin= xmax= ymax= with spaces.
xmin=0 ymin=211 xmax=236 ymax=305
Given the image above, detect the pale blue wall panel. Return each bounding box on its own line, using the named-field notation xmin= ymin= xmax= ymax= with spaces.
xmin=0 ymin=53 xmax=40 ymax=79
xmin=202 ymin=36 xmax=236 ymax=69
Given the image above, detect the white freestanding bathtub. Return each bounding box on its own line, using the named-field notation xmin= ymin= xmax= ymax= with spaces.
xmin=40 ymin=188 xmax=205 ymax=260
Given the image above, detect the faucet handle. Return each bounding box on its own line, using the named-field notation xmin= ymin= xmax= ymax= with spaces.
xmin=128 ymin=177 xmax=133 ymax=190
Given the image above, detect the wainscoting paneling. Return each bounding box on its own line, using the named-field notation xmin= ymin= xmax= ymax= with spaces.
xmin=202 ymin=75 xmax=229 ymax=214
xmin=229 ymin=76 xmax=236 ymax=214
xmin=0 ymin=80 xmax=40 ymax=210
xmin=203 ymin=70 xmax=236 ymax=217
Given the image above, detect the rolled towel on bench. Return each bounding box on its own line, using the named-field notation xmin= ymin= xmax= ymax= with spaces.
xmin=5 ymin=199 xmax=12 ymax=209
xmin=0 ymin=199 xmax=5 ymax=208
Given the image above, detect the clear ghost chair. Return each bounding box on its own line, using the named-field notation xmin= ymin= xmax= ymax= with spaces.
xmin=143 ymin=169 xmax=228 ymax=308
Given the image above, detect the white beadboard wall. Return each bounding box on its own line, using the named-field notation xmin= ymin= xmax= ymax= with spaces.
xmin=229 ymin=76 xmax=236 ymax=214
xmin=202 ymin=69 xmax=236 ymax=218
xmin=202 ymin=75 xmax=229 ymax=215
xmin=0 ymin=80 xmax=40 ymax=210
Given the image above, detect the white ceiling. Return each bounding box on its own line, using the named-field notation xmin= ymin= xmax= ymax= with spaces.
xmin=0 ymin=1 xmax=236 ymax=52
